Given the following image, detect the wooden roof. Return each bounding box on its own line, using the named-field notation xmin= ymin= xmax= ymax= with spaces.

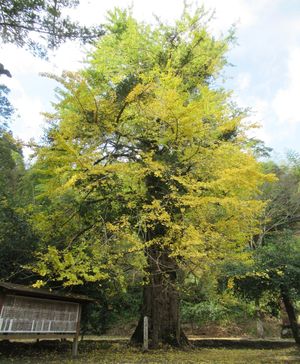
xmin=0 ymin=282 xmax=93 ymax=303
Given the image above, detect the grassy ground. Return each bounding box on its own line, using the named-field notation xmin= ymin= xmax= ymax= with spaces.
xmin=0 ymin=340 xmax=300 ymax=364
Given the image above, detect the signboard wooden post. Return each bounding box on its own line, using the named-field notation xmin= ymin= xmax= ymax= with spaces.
xmin=143 ymin=316 xmax=149 ymax=351
xmin=72 ymin=304 xmax=82 ymax=358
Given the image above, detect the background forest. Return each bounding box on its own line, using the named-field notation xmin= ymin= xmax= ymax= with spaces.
xmin=1 ymin=1 xmax=300 ymax=347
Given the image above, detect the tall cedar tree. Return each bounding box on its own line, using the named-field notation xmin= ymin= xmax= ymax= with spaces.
xmin=30 ymin=8 xmax=271 ymax=347
xmin=0 ymin=86 xmax=37 ymax=282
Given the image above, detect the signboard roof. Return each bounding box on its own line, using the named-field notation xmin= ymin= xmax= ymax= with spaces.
xmin=0 ymin=282 xmax=93 ymax=303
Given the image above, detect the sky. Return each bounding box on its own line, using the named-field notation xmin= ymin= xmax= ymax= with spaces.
xmin=1 ymin=0 xmax=300 ymax=160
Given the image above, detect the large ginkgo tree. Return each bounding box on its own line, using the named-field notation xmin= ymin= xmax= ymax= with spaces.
xmin=29 ymin=8 xmax=271 ymax=347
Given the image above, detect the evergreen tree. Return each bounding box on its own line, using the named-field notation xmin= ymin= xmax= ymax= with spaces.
xmin=0 ymin=0 xmax=103 ymax=57
xmin=0 ymin=85 xmax=37 ymax=282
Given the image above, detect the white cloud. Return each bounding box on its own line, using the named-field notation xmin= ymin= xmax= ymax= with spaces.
xmin=67 ymin=0 xmax=185 ymax=26
xmin=3 ymin=77 xmax=45 ymax=142
xmin=1 ymin=45 xmax=48 ymax=75
xmin=244 ymin=98 xmax=272 ymax=143
xmin=67 ymin=0 xmax=272 ymax=35
xmin=12 ymin=95 xmax=44 ymax=141
xmin=48 ymin=41 xmax=87 ymax=72
xmin=201 ymin=0 xmax=277 ymax=35
xmin=1 ymin=41 xmax=87 ymax=78
xmin=272 ymin=47 xmax=300 ymax=125
xmin=236 ymin=72 xmax=251 ymax=90
xmin=0 ymin=42 xmax=87 ymax=148
xmin=203 ymin=0 xmax=254 ymax=31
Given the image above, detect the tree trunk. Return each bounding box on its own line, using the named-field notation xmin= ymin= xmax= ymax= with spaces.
xmin=131 ymin=247 xmax=189 ymax=348
xmin=281 ymin=289 xmax=300 ymax=344
xmin=255 ymin=299 xmax=264 ymax=338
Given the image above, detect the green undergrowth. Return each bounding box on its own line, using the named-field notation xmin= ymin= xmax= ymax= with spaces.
xmin=0 ymin=340 xmax=300 ymax=364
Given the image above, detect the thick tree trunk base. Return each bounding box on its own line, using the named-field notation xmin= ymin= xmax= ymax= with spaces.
xmin=130 ymin=247 xmax=189 ymax=348
xmin=130 ymin=316 xmax=189 ymax=348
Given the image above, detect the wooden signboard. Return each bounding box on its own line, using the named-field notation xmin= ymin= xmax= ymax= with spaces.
xmin=0 ymin=282 xmax=92 ymax=357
